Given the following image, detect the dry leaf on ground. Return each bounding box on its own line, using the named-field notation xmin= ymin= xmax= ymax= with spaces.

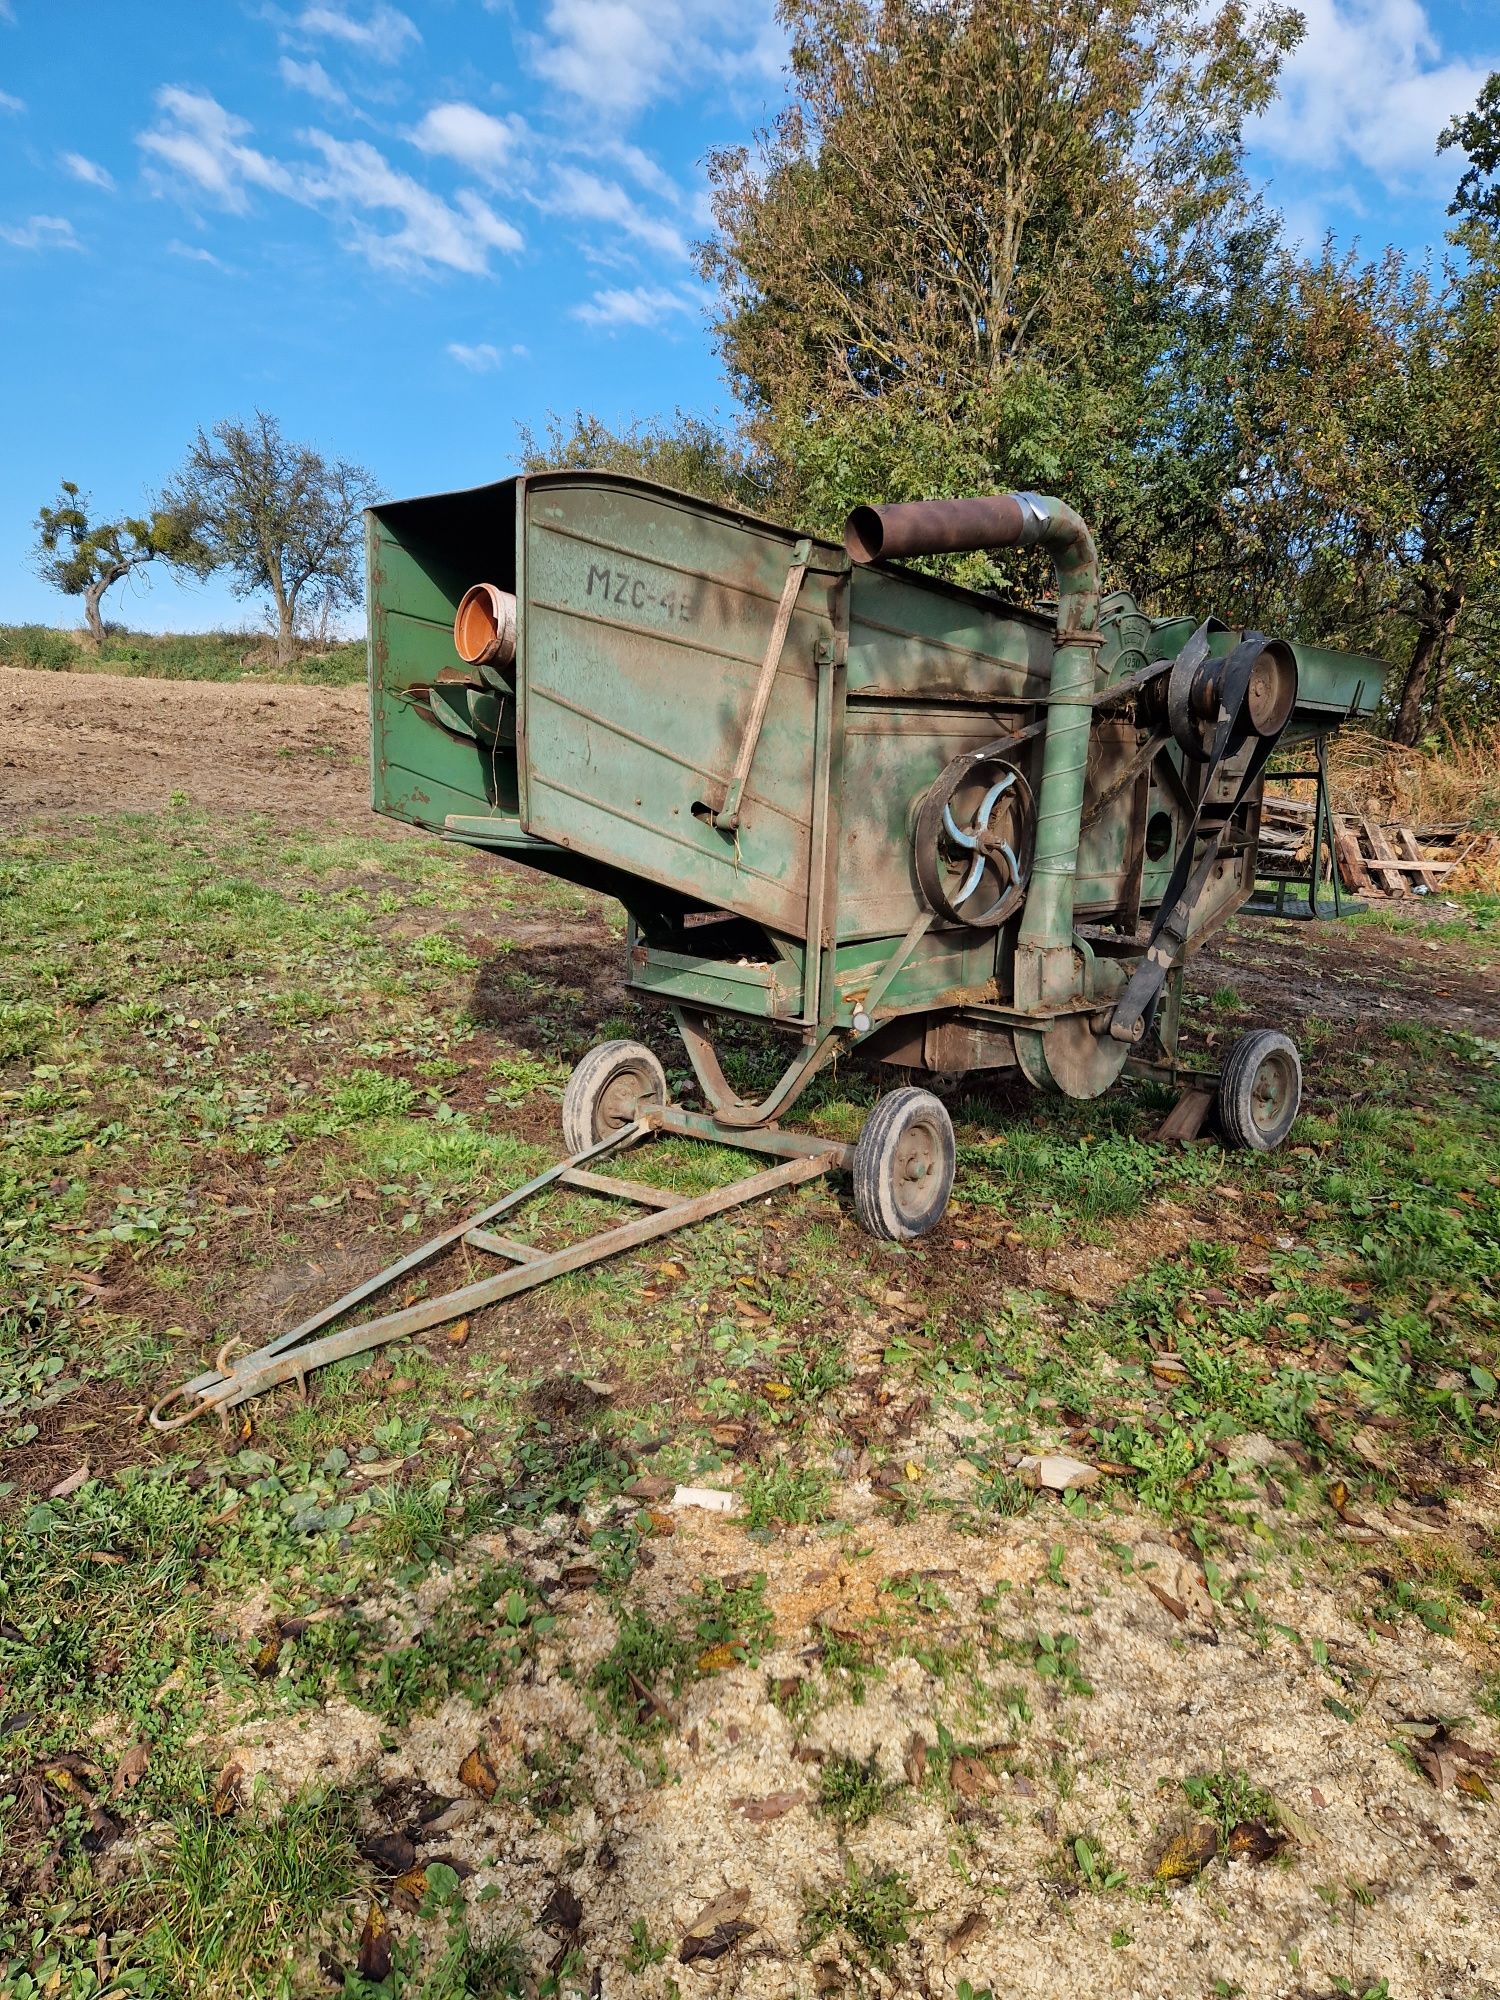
xmin=361 ymin=1831 xmax=416 ymax=1877
xmin=357 ymin=1901 xmax=392 ymax=1982
xmin=680 ymin=1887 xmax=755 ymax=1964
xmin=458 ymin=1746 xmax=500 ymax=1800
xmin=729 ymin=1790 xmax=805 ymax=1822
xmin=945 ymin=1909 xmax=989 ymax=1957
xmin=107 ymin=1741 xmax=149 ymax=1801
xmin=1226 ymin=1819 xmax=1290 ymax=1862
xmin=1154 ymin=1822 xmax=1218 ymax=1882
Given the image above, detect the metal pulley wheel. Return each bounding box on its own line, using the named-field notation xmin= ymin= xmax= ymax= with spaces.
xmin=1168 ymin=632 xmax=1298 ymax=762
xmin=914 ymin=752 xmax=1035 ymax=928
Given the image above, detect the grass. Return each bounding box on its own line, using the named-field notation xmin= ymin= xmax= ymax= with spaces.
xmin=2 ymin=797 xmax=1499 ymax=1993
xmin=0 ymin=621 xmax=366 ymax=686
xmin=803 ymin=1860 xmax=918 ymax=1968
xmin=138 ymin=1788 xmax=361 ymax=1997
xmin=818 ymin=1752 xmax=895 ymax=1827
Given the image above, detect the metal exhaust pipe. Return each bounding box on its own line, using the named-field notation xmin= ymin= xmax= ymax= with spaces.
xmin=844 ymin=494 xmax=1028 ymax=565
xmin=454 ymin=582 xmax=517 ymax=670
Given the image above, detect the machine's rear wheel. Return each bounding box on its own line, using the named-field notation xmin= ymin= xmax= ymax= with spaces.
xmin=561 ymin=1040 xmax=668 ymax=1152
xmin=1218 ymin=1029 xmax=1301 ymax=1151
xmin=852 ymin=1087 xmax=955 ymax=1242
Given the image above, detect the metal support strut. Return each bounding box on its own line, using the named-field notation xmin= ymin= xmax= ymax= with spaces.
xmin=150 ymin=1109 xmax=849 ymax=1431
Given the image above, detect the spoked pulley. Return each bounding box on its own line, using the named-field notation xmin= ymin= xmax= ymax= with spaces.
xmin=914 ymin=751 xmax=1035 ymax=927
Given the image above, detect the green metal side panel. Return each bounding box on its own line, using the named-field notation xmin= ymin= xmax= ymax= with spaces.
xmin=838 ymin=701 xmax=1020 ymax=941
xmin=367 ymin=484 xmax=523 ymax=831
xmin=518 ymin=477 xmax=841 ymax=938
xmin=846 ymin=566 xmax=1055 ymax=701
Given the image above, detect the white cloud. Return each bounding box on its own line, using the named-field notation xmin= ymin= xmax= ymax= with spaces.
xmin=137 ymin=89 xmax=524 ymax=277
xmin=295 ymin=3 xmax=419 ymax=63
xmin=410 ymin=102 xmax=528 ymax=176
xmin=138 ymin=87 xmax=294 ymax=212
xmin=572 ymin=281 xmax=696 ymax=328
xmin=278 ymin=56 xmax=348 ymax=107
xmin=0 ymin=213 xmax=81 ymax=251
xmin=531 ymin=0 xmax=781 ymax=117
xmin=1253 ymin=0 xmax=1497 ymax=189
xmin=0 ymin=89 xmax=23 ymax=114
xmin=594 ymin=138 xmax=684 ymax=206
xmin=167 ymin=237 xmax=232 ymax=269
xmin=447 ymin=340 xmax=509 ymax=370
xmin=546 ymin=164 xmax=687 ymax=259
xmin=61 ymin=151 xmax=115 ymax=191
xmin=303 ymin=132 xmax=524 ymax=272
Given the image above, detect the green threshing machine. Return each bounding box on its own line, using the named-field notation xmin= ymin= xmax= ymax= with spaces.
xmin=153 ymin=474 xmax=1383 ymax=1428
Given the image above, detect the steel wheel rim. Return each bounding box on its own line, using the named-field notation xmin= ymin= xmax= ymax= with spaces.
xmin=893 ymin=1115 xmax=941 ymax=1202
xmin=598 ymin=1064 xmax=655 ymax=1133
xmin=1251 ymin=1050 xmax=1295 ymax=1134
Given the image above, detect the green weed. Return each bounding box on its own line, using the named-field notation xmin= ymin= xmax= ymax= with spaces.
xmin=818 ymin=1752 xmax=895 ymax=1827
xmin=803 ymin=1860 xmax=917 ymax=1967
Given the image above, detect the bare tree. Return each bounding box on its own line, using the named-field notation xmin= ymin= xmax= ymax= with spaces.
xmin=168 ymin=411 xmax=381 ymax=665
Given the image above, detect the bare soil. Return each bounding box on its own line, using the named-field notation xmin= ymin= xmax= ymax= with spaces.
xmin=0 ymin=666 xmax=372 ymax=828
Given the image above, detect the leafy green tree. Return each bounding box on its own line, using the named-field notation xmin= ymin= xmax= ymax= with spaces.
xmin=1243 ymin=238 xmax=1500 ymax=742
xmin=516 ymin=409 xmax=776 ymax=515
xmin=1441 ymin=71 xmax=1500 ymax=228
xmin=697 ymin=0 xmax=1303 ymax=586
xmin=32 ymin=482 xmax=212 ymax=647
xmin=167 ymin=411 xmax=381 ymax=666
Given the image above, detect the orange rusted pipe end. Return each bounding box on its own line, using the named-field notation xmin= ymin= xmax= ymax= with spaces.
xmin=454 ymin=582 xmax=517 ymax=670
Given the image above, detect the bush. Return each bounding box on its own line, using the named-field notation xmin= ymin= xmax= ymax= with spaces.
xmin=0 ymin=623 xmax=366 ymax=686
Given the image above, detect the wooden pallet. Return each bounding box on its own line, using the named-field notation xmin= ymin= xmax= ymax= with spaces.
xmin=1332 ymin=813 xmax=1455 ymax=895
xmin=1259 ymin=791 xmax=1459 ymax=899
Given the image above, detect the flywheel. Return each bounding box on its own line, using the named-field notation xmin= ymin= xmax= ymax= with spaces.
xmin=913 ymin=751 xmax=1035 ymax=928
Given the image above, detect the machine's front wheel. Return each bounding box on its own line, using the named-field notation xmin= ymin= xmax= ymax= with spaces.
xmin=852 ymin=1087 xmax=955 ymax=1242
xmin=1218 ymin=1029 xmax=1301 ymax=1151
xmin=561 ymin=1040 xmax=669 ymax=1152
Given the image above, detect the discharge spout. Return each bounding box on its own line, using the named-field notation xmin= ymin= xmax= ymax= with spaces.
xmin=454 ymin=582 xmax=518 ymax=671
xmin=844 ymin=491 xmax=1101 ymax=1015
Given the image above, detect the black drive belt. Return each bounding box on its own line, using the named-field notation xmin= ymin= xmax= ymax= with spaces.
xmin=1109 ymin=629 xmax=1283 ymax=1045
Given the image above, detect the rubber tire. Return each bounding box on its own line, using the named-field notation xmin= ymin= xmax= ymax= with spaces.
xmin=1218 ymin=1029 xmax=1301 ymax=1152
xmin=561 ymin=1040 xmax=668 ymax=1154
xmin=852 ymin=1087 xmax=955 ymax=1243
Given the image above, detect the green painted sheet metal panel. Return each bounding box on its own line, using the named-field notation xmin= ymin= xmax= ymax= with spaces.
xmin=837 ymin=700 xmax=1024 ymax=941
xmin=518 ymin=475 xmax=838 ymax=938
xmin=846 ymin=566 xmax=1054 ymax=701
xmin=368 ymin=491 xmax=525 ymax=832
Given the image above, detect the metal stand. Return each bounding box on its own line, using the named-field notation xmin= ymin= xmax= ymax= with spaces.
xmin=1245 ymin=731 xmax=1362 ymax=921
xmin=151 ymin=1109 xmax=849 ymax=1431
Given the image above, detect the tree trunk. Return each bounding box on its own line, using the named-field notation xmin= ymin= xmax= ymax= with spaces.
xmin=273 ymin=586 xmax=296 ymax=668
xmin=82 ymin=581 xmax=107 ymax=649
xmin=1391 ymin=596 xmax=1460 ymax=746
xmin=82 ymin=562 xmax=133 ymax=650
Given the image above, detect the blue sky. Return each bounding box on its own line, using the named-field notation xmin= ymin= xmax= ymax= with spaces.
xmin=0 ymin=0 xmax=1496 ymax=635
